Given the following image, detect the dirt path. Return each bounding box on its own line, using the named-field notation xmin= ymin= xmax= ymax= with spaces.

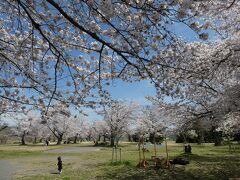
xmin=45 ymin=146 xmax=100 ymax=153
xmin=0 ymin=146 xmax=100 ymax=179
xmin=0 ymin=160 xmax=14 ymax=180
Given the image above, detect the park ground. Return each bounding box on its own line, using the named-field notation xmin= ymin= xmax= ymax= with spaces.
xmin=0 ymin=142 xmax=240 ymax=180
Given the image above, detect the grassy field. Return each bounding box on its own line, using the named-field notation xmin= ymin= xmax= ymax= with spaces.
xmin=0 ymin=142 xmax=240 ymax=180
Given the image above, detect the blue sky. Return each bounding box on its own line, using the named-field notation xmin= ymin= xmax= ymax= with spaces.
xmin=86 ymin=79 xmax=156 ymax=121
xmin=107 ymin=80 xmax=155 ymax=104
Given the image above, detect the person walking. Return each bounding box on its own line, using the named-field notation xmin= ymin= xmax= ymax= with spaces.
xmin=57 ymin=156 xmax=63 ymax=174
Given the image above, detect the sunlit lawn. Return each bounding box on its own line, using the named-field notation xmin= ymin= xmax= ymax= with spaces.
xmin=0 ymin=142 xmax=240 ymax=179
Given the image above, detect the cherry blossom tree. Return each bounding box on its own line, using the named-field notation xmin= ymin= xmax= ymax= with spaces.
xmin=140 ymin=106 xmax=165 ymax=143
xmin=37 ymin=125 xmax=52 ymax=143
xmin=217 ymin=113 xmax=240 ymax=140
xmin=0 ymin=121 xmax=8 ymax=132
xmin=148 ymin=78 xmax=240 ymax=144
xmin=1 ymin=0 xmax=239 ymax=112
xmin=29 ymin=118 xmax=52 ymax=144
xmin=214 ymin=84 xmax=240 ymax=117
xmin=0 ymin=99 xmax=26 ymax=131
xmin=101 ymin=101 xmax=138 ymax=146
xmin=80 ymin=119 xmax=93 ymax=141
xmin=64 ymin=117 xmax=87 ymax=143
xmin=0 ymin=115 xmax=8 ymax=132
xmin=92 ymin=120 xmax=109 ymax=145
xmin=210 ymin=84 xmax=240 ymax=144
xmin=143 ymin=1 xmax=240 ymax=133
xmin=43 ymin=103 xmax=76 ymax=145
xmin=14 ymin=114 xmax=36 ymax=145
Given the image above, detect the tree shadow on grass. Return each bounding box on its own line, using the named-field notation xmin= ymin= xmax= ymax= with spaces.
xmin=50 ymin=170 xmax=61 ymax=175
xmin=175 ymin=153 xmax=240 ymax=179
xmin=96 ymin=165 xmax=197 ymax=180
xmin=97 ymin=153 xmax=240 ymax=180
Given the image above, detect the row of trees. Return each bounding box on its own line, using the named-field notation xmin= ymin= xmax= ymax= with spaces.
xmin=1 ymin=97 xmax=239 ymax=146
xmin=14 ymin=94 xmax=240 ymax=146
xmin=1 ymin=101 xmax=170 ymax=146
xmin=148 ymin=83 xmax=240 ymax=145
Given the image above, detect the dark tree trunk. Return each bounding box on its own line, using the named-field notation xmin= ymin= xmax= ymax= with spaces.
xmin=116 ymin=138 xmax=119 ymax=147
xmin=103 ymin=134 xmax=106 ymax=142
xmin=79 ymin=137 xmax=83 ymax=142
xmin=183 ymin=133 xmax=187 ymax=143
xmin=94 ymin=140 xmax=98 ymax=146
xmin=33 ymin=137 xmax=37 ymax=144
xmin=98 ymin=135 xmax=101 ymax=142
xmin=110 ymin=135 xmax=115 ymax=147
xmin=197 ymin=131 xmax=204 ymax=144
xmin=213 ymin=131 xmax=223 ymax=146
xmin=149 ymin=133 xmax=155 ymax=144
xmin=67 ymin=138 xmax=71 ymax=144
xmin=74 ymin=136 xmax=78 ymax=144
xmin=87 ymin=135 xmax=91 ymax=141
xmin=214 ymin=139 xmax=222 ymax=146
xmin=128 ymin=134 xmax=132 ymax=142
xmin=56 ymin=134 xmax=63 ymax=145
xmin=21 ymin=131 xmax=26 ymax=145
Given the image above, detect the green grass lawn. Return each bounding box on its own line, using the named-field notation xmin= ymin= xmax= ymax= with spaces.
xmin=0 ymin=142 xmax=240 ymax=180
